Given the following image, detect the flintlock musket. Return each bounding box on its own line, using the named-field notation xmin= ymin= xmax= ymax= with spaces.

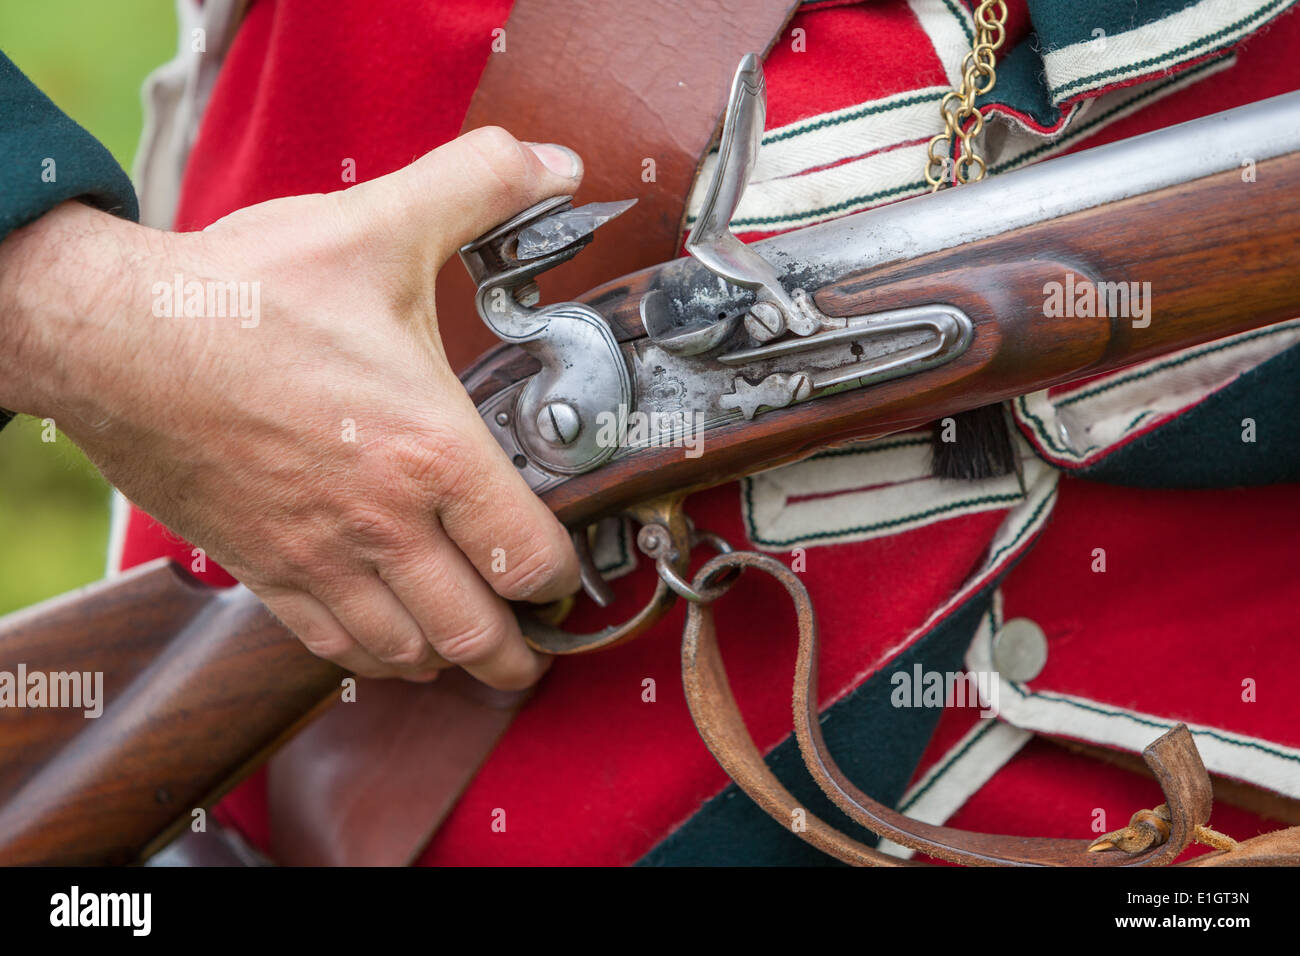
xmin=1 ymin=56 xmax=1298 ymax=864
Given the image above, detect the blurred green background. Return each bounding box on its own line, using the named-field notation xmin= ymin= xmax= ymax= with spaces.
xmin=0 ymin=1 xmax=177 ymax=614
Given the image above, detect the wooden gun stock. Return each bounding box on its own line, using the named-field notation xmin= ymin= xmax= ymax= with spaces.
xmin=1 ymin=145 xmax=1298 ymax=865
xmin=0 ymin=561 xmax=333 ymax=865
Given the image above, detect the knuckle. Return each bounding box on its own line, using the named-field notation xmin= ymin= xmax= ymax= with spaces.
xmin=271 ymin=536 xmax=322 ymax=585
xmin=338 ymin=501 xmax=403 ymax=552
xmin=396 ymin=428 xmax=470 ymax=491
xmin=494 ymin=545 xmax=568 ymax=601
xmin=466 ymin=125 xmax=526 ymax=164
xmin=296 ymin=628 xmax=355 ymax=663
xmin=399 ymin=428 xmax=487 ymax=511
xmin=377 ymin=640 xmax=434 ymax=669
xmin=462 ymin=126 xmax=532 ymax=193
xmin=434 ymin=618 xmax=508 ymax=666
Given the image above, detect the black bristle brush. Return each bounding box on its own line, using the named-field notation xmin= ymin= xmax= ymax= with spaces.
xmin=929 ymin=403 xmax=1017 ymax=481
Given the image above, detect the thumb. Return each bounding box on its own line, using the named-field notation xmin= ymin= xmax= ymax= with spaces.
xmin=349 ymin=127 xmax=584 ymax=264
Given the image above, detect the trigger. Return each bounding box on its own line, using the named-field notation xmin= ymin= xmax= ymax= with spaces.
xmin=573 ymin=528 xmax=615 ymax=608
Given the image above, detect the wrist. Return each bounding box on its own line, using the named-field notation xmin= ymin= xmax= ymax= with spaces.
xmin=0 ymin=201 xmax=169 ymax=433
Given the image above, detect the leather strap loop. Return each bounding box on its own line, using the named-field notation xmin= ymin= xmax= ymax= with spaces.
xmin=1185 ymin=826 xmax=1300 ymax=866
xmin=682 ymin=550 xmax=1217 ymax=866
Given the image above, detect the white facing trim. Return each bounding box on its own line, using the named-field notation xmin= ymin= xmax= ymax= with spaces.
xmin=685 ymin=53 xmax=1233 ymax=233
xmin=692 ymin=85 xmax=949 ymax=189
xmin=906 ymin=0 xmax=973 ymax=90
xmin=1014 ymin=319 xmax=1300 ymax=466
xmin=967 ymin=598 xmax=1300 ymax=800
xmin=590 ymin=515 xmax=637 ymax=580
xmin=742 ymin=432 xmax=1049 ymax=552
xmin=1042 ymin=0 xmax=1299 ymax=105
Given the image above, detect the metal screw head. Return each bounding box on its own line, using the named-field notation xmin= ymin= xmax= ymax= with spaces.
xmin=992 ymin=617 xmax=1048 ymax=683
xmin=789 ymin=372 xmax=814 ymax=402
xmin=745 ymin=301 xmax=786 ymax=342
xmin=494 ymin=411 xmax=510 ymax=426
xmin=535 ymin=401 xmax=581 ymax=446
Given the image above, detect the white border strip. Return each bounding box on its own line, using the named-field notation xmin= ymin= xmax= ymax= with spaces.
xmin=687 ymin=55 xmax=1234 ymax=232
xmin=1015 ymin=319 xmax=1300 ymax=466
xmin=1043 ymin=0 xmax=1298 ymax=104
xmin=967 ymin=599 xmax=1300 ymax=799
xmin=693 ymin=86 xmax=948 ymax=189
xmin=907 ymin=0 xmax=973 ymax=90
xmin=742 ymin=435 xmax=1040 ymax=551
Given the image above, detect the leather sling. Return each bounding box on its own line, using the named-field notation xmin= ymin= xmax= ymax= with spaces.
xmin=265 ymin=0 xmax=802 ymax=867
xmin=680 ymin=550 xmax=1300 ymax=866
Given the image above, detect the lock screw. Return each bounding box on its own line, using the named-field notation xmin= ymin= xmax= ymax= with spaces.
xmin=745 ymin=301 xmax=786 ymax=342
xmin=536 ymin=402 xmax=581 ymax=446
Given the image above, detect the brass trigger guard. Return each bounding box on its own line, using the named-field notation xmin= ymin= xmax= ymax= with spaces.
xmin=518 ymin=495 xmax=694 ymax=655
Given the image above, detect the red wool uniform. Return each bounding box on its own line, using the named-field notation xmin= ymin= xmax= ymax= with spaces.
xmin=119 ymin=0 xmax=1300 ymax=864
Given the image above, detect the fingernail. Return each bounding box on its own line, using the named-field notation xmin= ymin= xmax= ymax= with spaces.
xmin=526 ymin=142 xmax=581 ymax=179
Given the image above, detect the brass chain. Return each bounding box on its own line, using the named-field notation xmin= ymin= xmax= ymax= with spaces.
xmin=924 ymin=0 xmax=1009 ymax=191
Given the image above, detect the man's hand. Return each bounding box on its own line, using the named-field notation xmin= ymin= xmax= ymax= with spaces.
xmin=0 ymin=128 xmax=585 ymax=689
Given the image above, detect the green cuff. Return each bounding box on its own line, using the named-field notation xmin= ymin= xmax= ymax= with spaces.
xmin=0 ymin=49 xmax=140 ymax=432
xmin=0 ymin=49 xmax=139 ymax=238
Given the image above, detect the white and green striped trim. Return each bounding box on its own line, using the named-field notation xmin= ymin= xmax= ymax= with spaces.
xmin=692 ymin=85 xmax=948 ymax=190
xmin=590 ymin=515 xmax=637 ymax=580
xmin=684 ymin=49 xmax=1232 ymax=232
xmin=1014 ymin=319 xmax=1300 ymax=466
xmin=967 ymin=596 xmax=1300 ymax=799
xmin=907 ymin=0 xmax=973 ymax=89
xmin=740 ymin=432 xmax=1050 ymax=551
xmin=1042 ymin=0 xmax=1299 ymax=105
xmin=831 ymin=458 xmax=1058 ymax=706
